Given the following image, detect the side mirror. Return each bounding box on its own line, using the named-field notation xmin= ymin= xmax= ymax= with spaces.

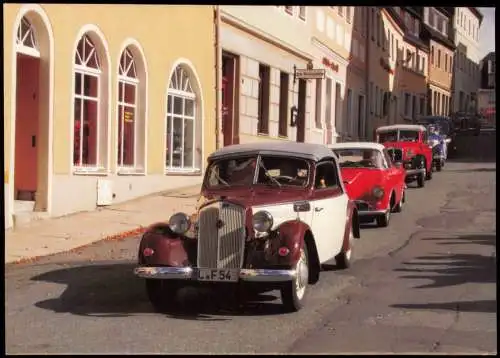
xmin=293 ymin=201 xmax=311 ymax=213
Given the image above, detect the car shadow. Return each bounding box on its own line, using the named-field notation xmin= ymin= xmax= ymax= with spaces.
xmin=30 ymin=261 xmax=289 ymax=320
xmin=389 ymin=233 xmax=496 ymax=314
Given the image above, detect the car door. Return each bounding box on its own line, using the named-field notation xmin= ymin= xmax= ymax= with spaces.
xmin=382 ymin=149 xmax=402 ymax=203
xmin=310 ymin=160 xmax=349 ymax=263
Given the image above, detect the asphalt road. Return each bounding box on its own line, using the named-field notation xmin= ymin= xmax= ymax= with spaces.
xmin=5 ymin=132 xmax=496 ymax=354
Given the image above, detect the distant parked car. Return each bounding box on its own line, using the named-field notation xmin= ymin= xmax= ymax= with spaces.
xmin=375 ymin=124 xmax=433 ymax=188
xmin=134 ymin=142 xmax=360 ymax=312
xmin=329 ymin=142 xmax=407 ymax=228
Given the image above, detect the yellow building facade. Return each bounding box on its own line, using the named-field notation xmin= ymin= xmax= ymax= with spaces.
xmin=4 ymin=4 xmax=216 ymax=228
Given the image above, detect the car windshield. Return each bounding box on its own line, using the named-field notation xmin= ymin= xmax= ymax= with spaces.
xmin=333 ymin=149 xmax=385 ymax=169
xmin=205 ymin=155 xmax=310 ymax=188
xmin=378 ymin=130 xmax=419 ymax=143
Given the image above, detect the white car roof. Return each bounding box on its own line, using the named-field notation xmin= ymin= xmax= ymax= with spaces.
xmin=328 ymin=142 xmax=386 ymax=152
xmin=376 ymin=124 xmax=427 ymax=132
xmin=208 ymin=141 xmax=336 ymax=162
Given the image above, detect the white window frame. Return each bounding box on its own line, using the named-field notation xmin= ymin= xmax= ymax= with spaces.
xmin=72 ymin=35 xmax=104 ymax=173
xmin=165 ymin=67 xmax=198 ymax=174
xmin=16 ymin=16 xmax=40 ymax=57
xmin=117 ymin=48 xmax=143 ymax=174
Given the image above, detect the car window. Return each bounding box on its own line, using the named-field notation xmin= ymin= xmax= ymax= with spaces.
xmin=378 ymin=131 xmax=398 ymax=143
xmin=333 ymin=148 xmax=386 ymax=169
xmin=382 ymin=149 xmax=393 ymax=168
xmin=256 ymin=156 xmax=309 ymax=187
xmin=315 ymin=161 xmax=339 ymax=189
xmin=399 ymin=130 xmax=419 ymax=142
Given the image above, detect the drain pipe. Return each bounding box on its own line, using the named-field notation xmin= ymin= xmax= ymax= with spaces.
xmin=214 ymin=5 xmax=221 ymax=150
xmin=365 ymin=8 xmax=372 ymax=141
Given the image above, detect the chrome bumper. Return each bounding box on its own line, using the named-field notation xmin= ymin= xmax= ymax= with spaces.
xmin=134 ymin=266 xmax=295 ymax=283
xmin=354 ymin=200 xmax=388 ymax=217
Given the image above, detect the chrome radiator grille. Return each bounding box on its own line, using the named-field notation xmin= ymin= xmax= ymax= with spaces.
xmin=197 ymin=201 xmax=246 ymax=269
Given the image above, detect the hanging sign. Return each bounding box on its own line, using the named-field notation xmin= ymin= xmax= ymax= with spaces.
xmin=293 ymin=61 xmax=325 ymax=83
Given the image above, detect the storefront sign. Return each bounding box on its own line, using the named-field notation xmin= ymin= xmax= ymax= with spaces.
xmin=322 ymin=57 xmax=339 ymax=73
xmin=124 ymin=111 xmax=134 ymax=123
xmin=293 ymin=62 xmax=325 ymax=83
xmin=380 ymin=58 xmax=394 ymax=75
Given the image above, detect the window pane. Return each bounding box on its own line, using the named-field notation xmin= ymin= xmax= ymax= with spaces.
xmin=117 ymin=105 xmax=123 ymax=165
xmin=73 ymin=98 xmax=83 ymax=165
xmin=82 ymin=99 xmax=98 ymax=166
xmin=122 ymin=106 xmax=135 ymax=166
xmin=167 ymin=95 xmax=173 ymax=113
xmin=83 ymin=74 xmax=98 ymax=97
xmin=185 ymin=98 xmax=195 ymax=117
xmin=124 ymin=83 xmax=136 ymax=105
xmin=173 ymin=96 xmax=183 ymax=115
xmin=183 ymin=119 xmax=194 ymax=168
xmin=75 ymin=72 xmax=82 ymax=95
xmin=166 ymin=115 xmax=173 ymax=167
xmin=172 ymin=117 xmax=183 ymax=167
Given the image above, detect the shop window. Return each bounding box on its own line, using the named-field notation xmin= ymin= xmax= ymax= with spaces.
xmin=73 ymin=34 xmax=107 ymax=171
xmin=278 ymin=72 xmax=289 ymax=137
xmin=117 ymin=47 xmax=146 ymax=173
xmin=258 ymin=64 xmax=270 ymax=135
xmin=166 ymin=65 xmax=201 ymax=172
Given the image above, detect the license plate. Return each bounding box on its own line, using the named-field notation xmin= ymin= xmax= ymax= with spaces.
xmin=197 ymin=268 xmax=239 ymax=282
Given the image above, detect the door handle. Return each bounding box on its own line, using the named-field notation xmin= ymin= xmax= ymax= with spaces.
xmin=314 ymin=207 xmax=323 ymax=212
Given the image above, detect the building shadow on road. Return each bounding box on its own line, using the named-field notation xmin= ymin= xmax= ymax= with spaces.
xmin=442 ymin=167 xmax=496 ymax=173
xmin=30 ymin=262 xmax=288 ymax=320
xmin=389 ymin=233 xmax=496 ymax=314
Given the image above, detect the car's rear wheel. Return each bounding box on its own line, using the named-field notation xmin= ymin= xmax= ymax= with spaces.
xmin=376 ymin=209 xmax=390 ymax=227
xmin=281 ymin=246 xmax=309 ymax=312
xmin=417 ymin=172 xmax=425 ymax=187
xmin=336 ymin=225 xmax=354 ymax=269
xmin=146 ymin=279 xmax=180 ymax=312
xmin=425 ymin=163 xmax=433 ymax=180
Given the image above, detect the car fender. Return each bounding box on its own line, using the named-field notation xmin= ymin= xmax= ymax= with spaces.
xmin=277 ymin=220 xmax=313 ymax=265
xmin=138 ymin=222 xmax=197 ymax=266
xmin=342 ymin=200 xmax=360 ymax=253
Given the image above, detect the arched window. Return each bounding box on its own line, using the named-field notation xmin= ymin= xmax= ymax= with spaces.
xmin=73 ymin=34 xmax=102 ymax=169
xmin=16 ymin=16 xmax=39 ymax=57
xmin=117 ymin=48 xmax=138 ymax=169
xmin=166 ymin=65 xmax=200 ymax=172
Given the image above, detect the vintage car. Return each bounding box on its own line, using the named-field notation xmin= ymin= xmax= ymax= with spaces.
xmin=375 ymin=124 xmax=433 ymax=188
xmin=134 ymin=142 xmax=360 ymax=312
xmin=329 ymin=142 xmax=406 ymax=227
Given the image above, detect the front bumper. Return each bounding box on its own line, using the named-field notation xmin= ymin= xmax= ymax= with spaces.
xmin=354 ymin=200 xmax=388 ymax=217
xmin=134 ymin=266 xmax=296 ymax=283
xmin=405 ymin=167 xmax=425 ymax=177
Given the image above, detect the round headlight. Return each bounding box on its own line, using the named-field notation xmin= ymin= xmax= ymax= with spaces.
xmin=252 ymin=211 xmax=273 ymax=233
xmin=372 ymin=186 xmax=384 ymax=199
xmin=168 ymin=212 xmax=191 ymax=235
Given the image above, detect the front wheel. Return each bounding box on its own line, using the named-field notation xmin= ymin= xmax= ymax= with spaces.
xmin=336 ymin=225 xmax=354 ymax=269
xmin=417 ymin=172 xmax=425 ymax=188
xmin=394 ymin=189 xmax=405 ymax=213
xmin=281 ymin=246 xmax=309 ymax=312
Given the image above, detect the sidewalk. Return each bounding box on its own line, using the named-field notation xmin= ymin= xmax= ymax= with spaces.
xmin=5 ymin=184 xmax=201 ymax=264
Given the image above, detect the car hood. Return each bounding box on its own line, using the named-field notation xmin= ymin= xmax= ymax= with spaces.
xmin=340 ymin=168 xmax=384 ymax=201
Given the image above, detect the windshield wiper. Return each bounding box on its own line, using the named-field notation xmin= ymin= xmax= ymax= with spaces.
xmin=258 ymin=161 xmax=282 ymax=188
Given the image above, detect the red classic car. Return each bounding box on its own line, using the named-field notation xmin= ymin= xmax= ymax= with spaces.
xmin=134 ymin=142 xmax=360 ymax=312
xmin=375 ymin=124 xmax=433 ymax=188
xmin=329 ymin=142 xmax=406 ymax=227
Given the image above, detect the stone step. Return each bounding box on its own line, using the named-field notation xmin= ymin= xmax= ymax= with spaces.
xmin=12 ymin=211 xmax=50 ymax=227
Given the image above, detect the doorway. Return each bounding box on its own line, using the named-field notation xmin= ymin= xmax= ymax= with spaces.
xmin=296 ymin=78 xmax=307 ymax=142
xmin=15 ymin=53 xmax=40 ymax=202
xmin=222 ymin=52 xmax=239 ymax=146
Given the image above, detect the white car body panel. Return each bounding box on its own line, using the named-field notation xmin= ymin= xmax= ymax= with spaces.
xmin=251 ymin=202 xmax=313 ymax=231
xmin=311 ymin=193 xmax=349 ymax=263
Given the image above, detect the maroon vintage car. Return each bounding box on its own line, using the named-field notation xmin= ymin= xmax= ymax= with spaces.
xmin=375 ymin=124 xmax=433 ymax=188
xmin=134 ymin=142 xmax=360 ymax=312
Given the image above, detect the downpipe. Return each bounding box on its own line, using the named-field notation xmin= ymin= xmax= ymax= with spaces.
xmin=214 ymin=5 xmax=222 ymax=150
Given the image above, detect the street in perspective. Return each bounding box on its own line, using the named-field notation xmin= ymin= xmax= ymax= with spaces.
xmin=4 ymin=4 xmax=496 ymax=355
xmin=5 ymin=130 xmax=496 ymax=354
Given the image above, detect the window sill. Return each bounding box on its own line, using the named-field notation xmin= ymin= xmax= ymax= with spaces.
xmin=117 ymin=168 xmax=146 ymax=176
xmin=165 ymin=168 xmax=202 ymax=176
xmin=73 ymin=167 xmax=108 ymax=176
